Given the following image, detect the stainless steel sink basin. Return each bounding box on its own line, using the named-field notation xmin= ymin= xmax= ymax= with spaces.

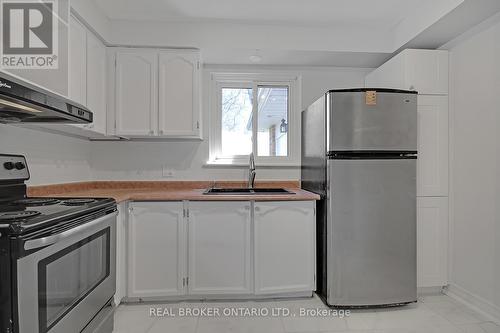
xmin=203 ymin=188 xmax=293 ymax=195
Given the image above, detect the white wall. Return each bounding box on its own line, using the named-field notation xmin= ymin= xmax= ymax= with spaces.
xmin=447 ymin=17 xmax=500 ymax=315
xmin=0 ymin=125 xmax=92 ymax=185
xmin=90 ymin=66 xmax=369 ymax=181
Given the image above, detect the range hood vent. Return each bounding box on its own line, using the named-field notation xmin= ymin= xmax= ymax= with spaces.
xmin=0 ymin=71 xmax=93 ymax=124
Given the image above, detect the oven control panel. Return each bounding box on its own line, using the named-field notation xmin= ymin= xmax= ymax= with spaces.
xmin=0 ymin=154 xmax=29 ymax=181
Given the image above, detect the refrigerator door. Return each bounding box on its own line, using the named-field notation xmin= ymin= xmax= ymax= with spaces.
xmin=327 ymin=91 xmax=417 ymax=152
xmin=326 ymin=158 xmax=417 ymax=306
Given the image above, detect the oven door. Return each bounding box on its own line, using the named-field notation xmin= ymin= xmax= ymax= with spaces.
xmin=16 ymin=211 xmax=117 ymax=333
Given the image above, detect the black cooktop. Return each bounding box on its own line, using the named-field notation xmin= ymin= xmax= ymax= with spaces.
xmin=0 ymin=197 xmax=116 ymax=235
xmin=0 ymin=154 xmax=117 ymax=236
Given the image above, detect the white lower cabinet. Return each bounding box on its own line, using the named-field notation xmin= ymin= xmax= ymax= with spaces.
xmin=254 ymin=201 xmax=316 ymax=295
xmin=417 ymin=197 xmax=448 ymax=288
xmin=125 ymin=200 xmax=316 ymax=300
xmin=127 ymin=202 xmax=186 ymax=298
xmin=114 ymin=202 xmax=128 ymax=305
xmin=187 ymin=201 xmax=252 ymax=295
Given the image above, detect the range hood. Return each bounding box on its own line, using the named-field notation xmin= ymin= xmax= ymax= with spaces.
xmin=0 ymin=71 xmax=92 ymax=124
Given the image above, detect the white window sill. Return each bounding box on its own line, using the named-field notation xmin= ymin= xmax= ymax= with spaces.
xmin=204 ymin=160 xmax=300 ymax=168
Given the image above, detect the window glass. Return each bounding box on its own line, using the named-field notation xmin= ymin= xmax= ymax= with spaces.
xmin=221 ymin=88 xmax=253 ymax=156
xmin=257 ymin=86 xmax=288 ymax=157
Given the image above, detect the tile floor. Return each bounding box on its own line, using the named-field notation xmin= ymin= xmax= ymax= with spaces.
xmin=113 ymin=294 xmax=500 ymax=333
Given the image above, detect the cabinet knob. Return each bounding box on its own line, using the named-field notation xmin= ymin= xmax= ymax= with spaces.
xmin=255 ymin=207 xmax=260 ymax=212
xmin=149 ymin=130 xmax=154 ymax=135
xmin=159 ymin=130 xmax=164 ymax=135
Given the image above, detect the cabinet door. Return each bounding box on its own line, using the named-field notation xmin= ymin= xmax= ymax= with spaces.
xmin=69 ymin=16 xmax=87 ymax=106
xmin=188 ymin=201 xmax=251 ymax=295
xmin=254 ymin=201 xmax=316 ymax=295
xmin=85 ymin=32 xmax=107 ymax=135
xmin=405 ymin=50 xmax=448 ymax=95
xmin=115 ymin=50 xmax=157 ymax=136
xmin=417 ymin=197 xmax=448 ymax=287
xmin=365 ymin=49 xmax=448 ymax=95
xmin=417 ymin=95 xmax=449 ymax=196
xmin=128 ymin=202 xmax=186 ymax=298
xmin=158 ymin=50 xmax=200 ymax=137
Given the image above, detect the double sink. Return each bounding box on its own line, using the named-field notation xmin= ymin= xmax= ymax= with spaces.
xmin=203 ymin=188 xmax=293 ymax=195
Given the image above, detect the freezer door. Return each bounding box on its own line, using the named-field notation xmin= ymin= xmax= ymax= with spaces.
xmin=328 ymin=91 xmax=417 ymax=152
xmin=326 ymin=158 xmax=417 ymax=306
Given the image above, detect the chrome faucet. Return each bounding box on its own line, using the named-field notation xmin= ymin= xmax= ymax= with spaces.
xmin=248 ymin=153 xmax=256 ymax=188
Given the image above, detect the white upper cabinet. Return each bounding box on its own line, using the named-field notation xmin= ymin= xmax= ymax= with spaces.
xmin=85 ymin=31 xmax=107 ymax=135
xmin=32 ymin=15 xmax=108 ymax=139
xmin=111 ymin=48 xmax=202 ymax=139
xmin=36 ymin=15 xmax=109 ymax=138
xmin=417 ymin=197 xmax=448 ymax=287
xmin=417 ymin=95 xmax=449 ymax=196
xmin=69 ymin=16 xmax=87 ymax=106
xmin=365 ymin=49 xmax=449 ymax=95
xmin=115 ymin=49 xmax=158 ymax=136
xmin=6 ymin=1 xmax=70 ymax=96
xmin=158 ymin=50 xmax=201 ymax=137
xmin=187 ymin=201 xmax=252 ymax=295
xmin=254 ymin=201 xmax=316 ymax=295
xmin=127 ymin=202 xmax=186 ymax=298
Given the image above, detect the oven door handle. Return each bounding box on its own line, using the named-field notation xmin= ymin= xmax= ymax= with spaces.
xmin=24 ymin=211 xmax=118 ymax=251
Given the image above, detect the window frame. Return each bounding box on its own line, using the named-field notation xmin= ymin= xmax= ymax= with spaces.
xmin=209 ymin=72 xmax=301 ymax=166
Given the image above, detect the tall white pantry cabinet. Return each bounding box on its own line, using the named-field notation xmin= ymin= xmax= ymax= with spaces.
xmin=365 ymin=49 xmax=449 ymax=288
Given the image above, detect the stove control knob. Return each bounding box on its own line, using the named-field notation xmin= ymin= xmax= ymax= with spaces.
xmin=14 ymin=162 xmax=25 ymax=170
xmin=3 ymin=162 xmax=14 ymax=170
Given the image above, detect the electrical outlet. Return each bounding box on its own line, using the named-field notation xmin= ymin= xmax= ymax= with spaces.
xmin=162 ymin=165 xmax=175 ymax=178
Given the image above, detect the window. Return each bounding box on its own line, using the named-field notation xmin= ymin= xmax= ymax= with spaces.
xmin=221 ymin=87 xmax=253 ymax=156
xmin=257 ymin=86 xmax=289 ymax=157
xmin=210 ymin=73 xmax=300 ymax=166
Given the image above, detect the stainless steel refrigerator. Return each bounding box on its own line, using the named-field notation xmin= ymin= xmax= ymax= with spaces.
xmin=301 ymin=88 xmax=417 ymax=307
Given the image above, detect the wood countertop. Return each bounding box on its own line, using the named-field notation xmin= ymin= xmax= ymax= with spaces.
xmin=28 ymin=181 xmax=321 ymax=203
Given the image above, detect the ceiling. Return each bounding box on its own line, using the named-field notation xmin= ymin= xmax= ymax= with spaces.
xmin=89 ymin=0 xmax=500 ymax=66
xmin=201 ymin=49 xmax=390 ymax=68
xmin=94 ymin=0 xmax=433 ymax=29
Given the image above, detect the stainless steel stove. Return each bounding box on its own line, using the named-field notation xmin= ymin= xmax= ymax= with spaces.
xmin=0 ymin=154 xmax=117 ymax=333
